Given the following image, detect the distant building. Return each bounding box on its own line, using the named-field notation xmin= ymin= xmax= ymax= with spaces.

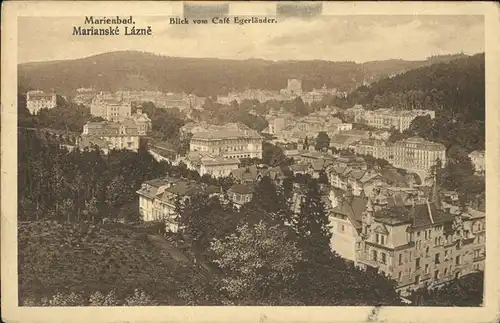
xmin=26 ymin=90 xmax=57 ymax=115
xmin=189 ymin=123 xmax=263 ymax=159
xmin=287 ymin=79 xmax=303 ymax=96
xmin=228 ymin=183 xmax=254 ymax=209
xmin=230 ymin=164 xmax=286 ymax=186
xmin=355 ymin=108 xmax=436 ymax=133
xmin=73 ymin=88 xmax=97 ymax=105
xmin=391 ymin=137 xmax=446 ymax=176
xmin=130 ymin=108 xmax=152 ymax=135
xmin=79 ymin=119 xmax=140 ymax=153
xmin=90 ymin=93 xmax=132 ymax=122
xmin=180 ymin=151 xmax=241 ymax=179
xmin=136 ymin=176 xmax=220 ymax=232
xmin=468 ymin=150 xmax=485 ymax=176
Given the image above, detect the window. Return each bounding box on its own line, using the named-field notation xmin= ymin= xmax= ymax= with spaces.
xmin=455 ymin=271 xmax=461 ymax=279
xmin=425 ymin=247 xmax=430 ymax=257
xmin=425 ymin=264 xmax=429 ymax=274
xmin=445 ymin=250 xmax=448 ymax=258
xmin=399 ymin=254 xmax=403 ymax=265
xmin=372 ymin=250 xmax=378 ymax=262
xmin=444 ymin=267 xmax=448 ymax=276
xmin=340 ymin=224 xmax=345 ymax=233
xmin=381 ymin=253 xmax=387 ymax=264
xmin=415 ymin=275 xmax=420 ymax=284
xmin=456 ymin=255 xmax=461 ymax=265
xmin=435 ymin=253 xmax=441 ymax=264
xmin=434 ymin=270 xmax=439 ymax=280
xmin=398 ymin=271 xmax=402 ymax=281
xmin=415 ymin=257 xmax=421 ymax=269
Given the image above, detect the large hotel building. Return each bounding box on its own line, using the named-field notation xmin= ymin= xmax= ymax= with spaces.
xmin=90 ymin=93 xmax=132 ymax=122
xmin=354 ymin=137 xmax=446 ymax=180
xmin=185 ymin=123 xmax=263 ymax=159
xmin=26 ymin=90 xmax=57 ymax=115
xmin=354 ymin=108 xmax=436 ymax=133
xmin=329 ymin=188 xmax=485 ymax=296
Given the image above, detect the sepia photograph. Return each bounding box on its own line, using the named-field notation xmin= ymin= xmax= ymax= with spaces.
xmin=2 ymin=1 xmax=500 ymax=322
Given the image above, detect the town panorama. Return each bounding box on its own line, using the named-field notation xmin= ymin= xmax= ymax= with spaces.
xmin=17 ymin=17 xmax=485 ymax=308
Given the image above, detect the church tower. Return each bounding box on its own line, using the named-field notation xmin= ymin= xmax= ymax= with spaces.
xmin=361 ymin=198 xmax=374 ymax=238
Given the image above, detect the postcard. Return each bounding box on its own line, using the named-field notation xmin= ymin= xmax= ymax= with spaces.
xmin=2 ymin=1 xmax=499 ymax=323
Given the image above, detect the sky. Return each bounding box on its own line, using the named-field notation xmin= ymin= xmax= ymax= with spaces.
xmin=18 ymin=15 xmax=484 ymax=64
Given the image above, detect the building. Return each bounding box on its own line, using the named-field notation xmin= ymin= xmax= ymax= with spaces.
xmin=130 ymin=109 xmax=152 ymax=135
xmin=355 ymin=108 xmax=436 ymax=133
xmin=73 ymin=88 xmax=97 ymax=105
xmin=90 ymin=93 xmax=132 ymax=122
xmin=228 ymin=183 xmax=254 ymax=209
xmin=286 ymin=78 xmax=303 ymax=96
xmin=230 ymin=164 xmax=286 ymax=186
xmin=180 ymin=152 xmax=241 ymax=179
xmin=468 ymin=150 xmax=485 ymax=176
xmin=136 ymin=176 xmax=220 ymax=232
xmin=391 ymin=137 xmax=446 ymax=177
xmin=189 ymin=123 xmax=263 ymax=159
xmin=79 ymin=119 xmax=140 ymax=152
xmin=328 ymin=187 xmax=485 ymax=296
xmin=26 ymin=90 xmax=57 ymax=115
xmin=354 ymin=139 xmax=393 ymax=160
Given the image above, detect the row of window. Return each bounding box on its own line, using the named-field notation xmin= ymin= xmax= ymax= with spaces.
xmin=398 ymin=267 xmax=460 ymax=284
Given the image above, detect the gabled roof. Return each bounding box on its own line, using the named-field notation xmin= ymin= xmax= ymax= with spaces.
xmin=229 ymin=183 xmax=253 ymax=195
xmin=410 ymin=202 xmax=455 ymax=230
xmin=331 ymin=196 xmax=367 ymax=229
xmin=373 ymin=224 xmax=389 ymax=235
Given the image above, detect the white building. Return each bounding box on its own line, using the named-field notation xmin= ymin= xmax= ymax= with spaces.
xmin=90 ymin=93 xmax=132 ymax=122
xmin=26 ymin=90 xmax=57 ymax=115
xmin=468 ymin=150 xmax=485 ymax=176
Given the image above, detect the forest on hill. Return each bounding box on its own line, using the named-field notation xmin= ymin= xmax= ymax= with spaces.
xmin=18 ymin=50 xmax=468 ymax=97
xmin=339 ymin=53 xmax=485 ymax=121
xmin=328 ymin=53 xmax=485 ymax=153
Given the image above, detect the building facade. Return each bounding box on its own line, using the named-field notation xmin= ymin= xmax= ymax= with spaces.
xmin=136 ymin=176 xmax=220 ymax=232
xmin=130 ymin=109 xmax=152 ymax=135
xmin=355 ymin=108 xmax=436 ymax=133
xmin=26 ymin=90 xmax=57 ymax=115
xmin=79 ymin=120 xmax=140 ymax=152
xmin=391 ymin=137 xmax=446 ymax=176
xmin=189 ymin=124 xmax=263 ymax=159
xmin=328 ymin=188 xmax=485 ymax=296
xmin=90 ymin=94 xmax=132 ymax=122
xmin=468 ymin=150 xmax=485 ymax=176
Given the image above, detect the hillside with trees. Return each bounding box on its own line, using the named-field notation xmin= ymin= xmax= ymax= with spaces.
xmin=19 ymin=129 xmax=402 ymax=306
xmin=18 ymin=51 xmax=470 ymax=97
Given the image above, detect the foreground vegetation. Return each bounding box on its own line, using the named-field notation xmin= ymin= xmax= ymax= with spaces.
xmin=18 ymin=221 xmax=219 ymax=305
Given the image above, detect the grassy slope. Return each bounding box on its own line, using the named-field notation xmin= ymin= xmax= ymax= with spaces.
xmin=18 ymin=221 xmax=207 ymax=304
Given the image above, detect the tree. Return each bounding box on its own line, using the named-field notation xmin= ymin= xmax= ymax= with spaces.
xmin=293 ymin=179 xmax=332 ymax=258
xmin=176 ymin=194 xmax=237 ymax=254
xmin=315 ymin=132 xmax=330 ymax=152
xmin=105 ymin=175 xmax=127 ymax=210
xmin=88 ymin=291 xmax=118 ymax=306
xmin=124 ymin=289 xmax=158 ymax=306
xmin=250 ymin=176 xmax=290 ymax=225
xmin=210 ymin=221 xmax=302 ymax=305
xmin=262 ymin=142 xmax=286 ymax=167
xmin=84 ymin=197 xmax=99 ymax=223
